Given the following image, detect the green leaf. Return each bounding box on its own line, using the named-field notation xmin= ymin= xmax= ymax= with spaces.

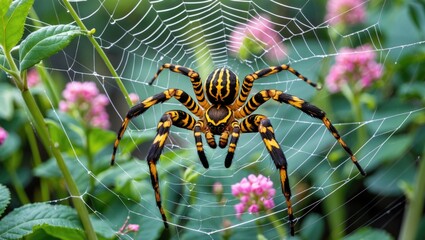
xmin=0 ymin=47 xmax=8 ymax=68
xmin=19 ymin=24 xmax=84 ymax=71
xmin=408 ymin=3 xmax=421 ymax=31
xmin=0 ymin=184 xmax=11 ymax=218
xmin=90 ymin=217 xmax=116 ymax=240
xmin=365 ymin=155 xmax=416 ymax=196
xmin=88 ymin=128 xmax=116 ymax=157
xmin=0 ymin=83 xmax=20 ymax=120
xmin=0 ymin=0 xmax=34 ymax=51
xmin=33 ymin=155 xmax=90 ymax=194
xmin=32 ymin=225 xmax=85 ymax=240
xmin=300 ymin=213 xmax=325 ymax=240
xmin=0 ymin=203 xmax=81 ymax=239
xmin=343 ymin=227 xmax=393 ymax=240
xmin=45 ymin=118 xmax=74 ymax=153
xmin=0 ymin=0 xmax=12 ymax=18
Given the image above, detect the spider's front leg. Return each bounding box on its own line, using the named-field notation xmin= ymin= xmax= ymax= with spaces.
xmin=149 ymin=63 xmax=210 ymax=109
xmin=240 ymin=114 xmax=296 ymax=236
xmin=147 ymin=110 xmax=197 ymax=228
xmin=225 ymin=121 xmax=240 ymax=168
xmin=232 ymin=64 xmax=321 ymax=110
xmin=194 ymin=121 xmax=210 ymax=169
xmin=110 ymin=88 xmax=203 ymax=165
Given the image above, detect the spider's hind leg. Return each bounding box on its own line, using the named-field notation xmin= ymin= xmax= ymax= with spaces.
xmin=240 ymin=114 xmax=296 ymax=236
xmin=147 ymin=110 xmax=196 ymax=228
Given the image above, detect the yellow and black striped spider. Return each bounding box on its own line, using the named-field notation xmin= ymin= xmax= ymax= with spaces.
xmin=110 ymin=63 xmax=366 ymax=236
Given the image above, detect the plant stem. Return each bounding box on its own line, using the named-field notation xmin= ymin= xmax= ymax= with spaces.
xmin=341 ymin=84 xmax=367 ymax=149
xmin=61 ymin=0 xmax=132 ymax=106
xmin=7 ymin=153 xmax=30 ymax=204
xmin=85 ymin=127 xmax=95 ymax=193
xmin=3 ymin=2 xmax=97 ymax=238
xmin=25 ymin=123 xmax=50 ymax=202
xmin=323 ymin=174 xmax=346 ymax=240
xmin=350 ymin=91 xmax=367 ymax=150
xmin=267 ymin=211 xmax=287 ymax=238
xmin=399 ymin=147 xmax=425 ymax=240
xmin=21 ymin=89 xmax=98 ymax=240
xmin=36 ymin=65 xmax=60 ymax=107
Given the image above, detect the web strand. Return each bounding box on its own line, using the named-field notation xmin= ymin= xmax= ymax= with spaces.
xmin=32 ymin=0 xmax=425 ymax=239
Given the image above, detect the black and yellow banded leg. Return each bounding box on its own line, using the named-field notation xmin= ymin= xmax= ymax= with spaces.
xmin=232 ymin=64 xmax=321 ymax=110
xmin=111 ymin=88 xmax=203 ymax=165
xmin=146 ymin=110 xmax=197 ymax=228
xmin=235 ymin=90 xmax=366 ymax=176
xmin=219 ymin=130 xmax=230 ymax=148
xmin=194 ymin=121 xmax=209 ymax=169
xmin=147 ymin=110 xmax=196 ymax=162
xmin=240 ymin=114 xmax=295 ymax=236
xmin=205 ymin=131 xmax=217 ymax=149
xmin=149 ymin=63 xmax=210 ymax=109
xmin=224 ymin=121 xmax=240 ymax=168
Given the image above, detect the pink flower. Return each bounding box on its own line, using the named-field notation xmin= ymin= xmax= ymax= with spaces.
xmin=326 ymin=44 xmax=383 ymax=93
xmin=129 ymin=93 xmax=140 ymax=105
xmin=232 ymin=174 xmax=276 ymax=219
xmin=248 ymin=204 xmax=259 ymax=214
xmin=234 ymin=203 xmax=245 ymax=219
xmin=213 ymin=182 xmax=223 ymax=195
xmin=117 ymin=218 xmax=140 ymax=235
xmin=27 ymin=69 xmax=41 ymax=87
xmin=229 ymin=15 xmax=287 ymax=61
xmin=126 ymin=224 xmax=140 ymax=232
xmin=326 ymin=0 xmax=366 ymax=26
xmin=59 ymin=82 xmax=110 ymax=129
xmin=0 ymin=127 xmax=8 ymax=145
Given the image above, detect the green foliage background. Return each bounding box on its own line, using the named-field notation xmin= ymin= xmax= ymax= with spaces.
xmin=0 ymin=0 xmax=424 ymax=240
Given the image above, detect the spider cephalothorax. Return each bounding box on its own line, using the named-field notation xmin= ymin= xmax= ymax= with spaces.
xmin=205 ymin=104 xmax=233 ymax=135
xmin=110 ymin=63 xmax=366 ymax=236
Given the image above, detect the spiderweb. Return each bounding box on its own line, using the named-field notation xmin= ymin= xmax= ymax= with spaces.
xmin=32 ymin=0 xmax=424 ymax=239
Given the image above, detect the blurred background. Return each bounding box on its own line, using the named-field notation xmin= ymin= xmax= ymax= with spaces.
xmin=1 ymin=0 xmax=424 ymax=239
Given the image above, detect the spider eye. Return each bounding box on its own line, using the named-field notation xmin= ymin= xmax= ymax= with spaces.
xmin=217 ymin=124 xmax=225 ymax=132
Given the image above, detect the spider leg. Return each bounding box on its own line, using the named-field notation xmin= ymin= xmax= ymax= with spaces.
xmin=235 ymin=90 xmax=366 ymax=176
xmin=224 ymin=121 xmax=240 ymax=168
xmin=205 ymin=131 xmax=217 ymax=149
xmin=147 ymin=110 xmax=196 ymax=228
xmin=219 ymin=130 xmax=230 ymax=148
xmin=232 ymin=64 xmax=321 ymax=110
xmin=149 ymin=63 xmax=210 ymax=109
xmin=194 ymin=121 xmax=209 ymax=168
xmin=111 ymin=88 xmax=203 ymax=165
xmin=240 ymin=114 xmax=295 ymax=236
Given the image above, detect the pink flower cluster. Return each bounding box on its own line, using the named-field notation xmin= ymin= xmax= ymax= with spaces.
xmin=231 ymin=174 xmax=276 ymax=219
xmin=326 ymin=44 xmax=383 ymax=93
xmin=59 ymin=82 xmax=110 ymax=129
xmin=326 ymin=0 xmax=366 ymax=26
xmin=0 ymin=127 xmax=8 ymax=145
xmin=229 ymin=15 xmax=286 ymax=61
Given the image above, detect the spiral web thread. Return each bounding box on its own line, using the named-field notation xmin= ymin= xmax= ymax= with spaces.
xmin=33 ymin=0 xmax=425 ymax=239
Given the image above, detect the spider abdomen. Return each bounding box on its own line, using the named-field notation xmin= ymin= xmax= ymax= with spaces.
xmin=205 ymin=68 xmax=239 ymax=105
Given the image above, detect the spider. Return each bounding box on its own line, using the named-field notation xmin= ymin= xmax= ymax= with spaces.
xmin=110 ymin=63 xmax=366 ymax=236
